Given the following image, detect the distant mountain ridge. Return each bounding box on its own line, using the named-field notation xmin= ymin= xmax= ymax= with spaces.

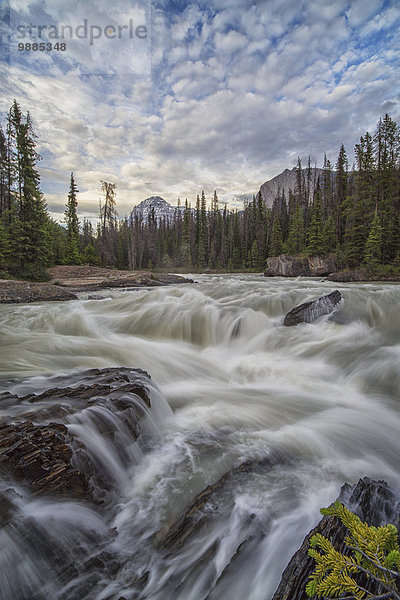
xmin=130 ymin=167 xmax=333 ymax=218
xmin=259 ymin=167 xmax=329 ymax=208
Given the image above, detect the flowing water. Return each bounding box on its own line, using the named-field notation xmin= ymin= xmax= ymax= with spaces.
xmin=1 ymin=274 xmax=400 ymax=600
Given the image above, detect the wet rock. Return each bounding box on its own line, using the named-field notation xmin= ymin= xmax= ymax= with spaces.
xmin=159 ymin=455 xmax=281 ymax=552
xmin=272 ymin=477 xmax=400 ymax=600
xmin=0 ymin=367 xmax=153 ymax=501
xmin=283 ymin=290 xmax=342 ymax=326
xmin=0 ymin=421 xmax=90 ymax=499
xmin=265 ymin=255 xmax=337 ymax=277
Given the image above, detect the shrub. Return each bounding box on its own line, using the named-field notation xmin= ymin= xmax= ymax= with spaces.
xmin=306 ymin=501 xmax=400 ymax=600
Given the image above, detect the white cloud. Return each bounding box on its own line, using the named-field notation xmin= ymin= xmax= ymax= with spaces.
xmin=2 ymin=0 xmax=399 ymax=219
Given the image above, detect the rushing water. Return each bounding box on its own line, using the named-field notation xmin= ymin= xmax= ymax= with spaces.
xmin=1 ymin=274 xmax=400 ymax=600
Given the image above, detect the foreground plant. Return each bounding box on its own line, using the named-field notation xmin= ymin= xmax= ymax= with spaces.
xmin=306 ymin=500 xmax=400 ymax=600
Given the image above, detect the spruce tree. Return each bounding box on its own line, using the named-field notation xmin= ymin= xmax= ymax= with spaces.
xmin=11 ymin=106 xmax=51 ymax=278
xmin=64 ymin=172 xmax=81 ymax=264
xmin=286 ymin=204 xmax=305 ymax=254
xmin=270 ymin=216 xmax=283 ymax=256
xmin=364 ymin=213 xmax=383 ymax=266
xmin=335 ymin=144 xmax=348 ymax=247
xmin=307 ymin=185 xmax=326 ymax=255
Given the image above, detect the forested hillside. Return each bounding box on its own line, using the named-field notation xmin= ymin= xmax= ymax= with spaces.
xmin=1 ymin=101 xmax=399 ymax=277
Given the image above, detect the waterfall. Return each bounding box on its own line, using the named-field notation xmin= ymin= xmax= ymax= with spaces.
xmin=1 ymin=274 xmax=400 ymax=600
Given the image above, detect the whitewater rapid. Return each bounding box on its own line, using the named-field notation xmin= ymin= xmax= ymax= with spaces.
xmin=1 ymin=274 xmax=400 ymax=600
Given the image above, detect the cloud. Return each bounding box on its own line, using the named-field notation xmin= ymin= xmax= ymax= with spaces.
xmin=2 ymin=0 xmax=399 ymax=219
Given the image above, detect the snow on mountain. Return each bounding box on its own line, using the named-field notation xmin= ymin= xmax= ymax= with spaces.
xmin=130 ymin=196 xmax=183 ymax=223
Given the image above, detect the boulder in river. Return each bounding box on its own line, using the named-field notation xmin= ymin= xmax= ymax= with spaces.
xmin=283 ymin=290 xmax=342 ymax=326
xmin=265 ymin=255 xmax=337 ymax=277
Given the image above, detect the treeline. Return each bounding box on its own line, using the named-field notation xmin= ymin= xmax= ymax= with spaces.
xmin=129 ymin=114 xmax=400 ymax=271
xmin=0 ymin=100 xmax=55 ymax=279
xmin=0 ymin=101 xmax=399 ymax=278
xmin=0 ymin=100 xmax=129 ymax=278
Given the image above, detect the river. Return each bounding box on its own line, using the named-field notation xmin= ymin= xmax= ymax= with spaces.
xmin=1 ymin=274 xmax=400 ymax=600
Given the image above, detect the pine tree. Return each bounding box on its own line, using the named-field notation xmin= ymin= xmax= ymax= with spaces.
xmin=285 ymin=204 xmax=305 ymax=254
xmin=11 ymin=106 xmax=51 ymax=278
xmin=364 ymin=212 xmax=383 ymax=266
xmin=64 ymin=172 xmax=81 ymax=264
xmin=99 ymin=181 xmax=118 ymax=266
xmin=270 ymin=216 xmax=283 ymax=256
xmin=306 ymin=185 xmax=325 ymax=255
xmin=335 ymin=144 xmax=348 ymax=248
xmin=0 ymin=220 xmax=10 ymax=266
xmin=250 ymin=239 xmax=259 ymax=268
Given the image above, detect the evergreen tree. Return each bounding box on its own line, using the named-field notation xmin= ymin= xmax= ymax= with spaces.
xmin=0 ymin=220 xmax=10 ymax=266
xmin=286 ymin=204 xmax=305 ymax=254
xmin=99 ymin=181 xmax=118 ymax=266
xmin=270 ymin=216 xmax=283 ymax=256
xmin=250 ymin=239 xmax=259 ymax=269
xmin=307 ymin=185 xmax=325 ymax=255
xmin=64 ymin=172 xmax=81 ymax=264
xmin=364 ymin=212 xmax=383 ymax=266
xmin=11 ymin=105 xmax=51 ymax=278
xmin=335 ymin=144 xmax=348 ymax=247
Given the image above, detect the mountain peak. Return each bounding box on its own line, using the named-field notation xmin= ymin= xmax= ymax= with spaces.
xmin=130 ymin=196 xmax=182 ymax=223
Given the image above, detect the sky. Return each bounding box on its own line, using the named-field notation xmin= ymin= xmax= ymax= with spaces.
xmin=1 ymin=0 xmax=400 ymax=221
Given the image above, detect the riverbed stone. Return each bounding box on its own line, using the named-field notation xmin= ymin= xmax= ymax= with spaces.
xmin=283 ymin=290 xmax=342 ymax=326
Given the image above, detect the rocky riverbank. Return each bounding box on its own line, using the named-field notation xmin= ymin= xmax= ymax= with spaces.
xmin=0 ymin=265 xmax=194 ymax=303
xmin=264 ymin=254 xmax=400 ymax=281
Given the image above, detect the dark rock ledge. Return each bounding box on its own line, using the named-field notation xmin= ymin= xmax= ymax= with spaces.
xmin=0 ymin=367 xmax=153 ymax=502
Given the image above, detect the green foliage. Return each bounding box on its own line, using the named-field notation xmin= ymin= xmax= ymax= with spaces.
xmin=286 ymin=204 xmax=305 ymax=254
xmin=81 ymin=243 xmax=100 ymax=266
xmin=306 ymin=501 xmax=400 ymax=600
xmin=364 ymin=213 xmax=383 ymax=266
xmin=307 ymin=188 xmax=326 ymax=255
xmin=270 ymin=216 xmax=284 ymax=256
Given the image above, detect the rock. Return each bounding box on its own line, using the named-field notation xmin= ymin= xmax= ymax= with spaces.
xmin=0 ymin=280 xmax=77 ymax=304
xmin=283 ymin=290 xmax=342 ymax=326
xmin=0 ymin=367 xmax=153 ymax=501
xmin=327 ymin=269 xmax=368 ymax=282
xmin=265 ymin=255 xmax=337 ymax=277
xmin=272 ymin=477 xmax=400 ymax=600
xmin=0 ymin=421 xmax=90 ymax=499
xmin=158 ymin=454 xmax=285 ymax=552
xmin=159 ymin=460 xmax=255 ymax=551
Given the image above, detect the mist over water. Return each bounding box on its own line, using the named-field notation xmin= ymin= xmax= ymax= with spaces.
xmin=1 ymin=274 xmax=400 ymax=600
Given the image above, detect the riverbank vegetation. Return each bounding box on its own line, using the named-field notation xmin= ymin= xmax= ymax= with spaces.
xmin=0 ymin=101 xmax=399 ymax=279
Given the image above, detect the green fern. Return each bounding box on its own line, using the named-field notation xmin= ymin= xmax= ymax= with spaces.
xmin=306 ymin=501 xmax=400 ymax=600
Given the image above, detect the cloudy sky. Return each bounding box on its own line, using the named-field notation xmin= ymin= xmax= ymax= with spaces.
xmin=1 ymin=0 xmax=400 ymax=221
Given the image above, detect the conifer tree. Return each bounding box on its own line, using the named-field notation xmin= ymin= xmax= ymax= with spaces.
xmin=11 ymin=105 xmax=51 ymax=278
xmin=64 ymin=172 xmax=81 ymax=264
xmin=335 ymin=144 xmax=348 ymax=247
xmin=364 ymin=212 xmax=383 ymax=266
xmin=270 ymin=216 xmax=283 ymax=256
xmin=286 ymin=204 xmax=305 ymax=254
xmin=307 ymin=186 xmax=325 ymax=255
